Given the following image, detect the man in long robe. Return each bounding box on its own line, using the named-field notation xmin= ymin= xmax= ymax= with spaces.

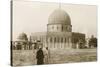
xmin=36 ymin=48 xmax=44 ymax=65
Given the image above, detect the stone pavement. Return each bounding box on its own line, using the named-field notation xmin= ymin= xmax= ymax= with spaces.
xmin=12 ymin=48 xmax=97 ymax=66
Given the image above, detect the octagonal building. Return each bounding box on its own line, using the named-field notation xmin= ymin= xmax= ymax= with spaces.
xmin=30 ymin=8 xmax=85 ymax=49
xmin=12 ymin=8 xmax=86 ymax=50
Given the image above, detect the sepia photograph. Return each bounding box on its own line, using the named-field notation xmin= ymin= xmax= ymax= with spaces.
xmin=11 ymin=0 xmax=97 ymax=66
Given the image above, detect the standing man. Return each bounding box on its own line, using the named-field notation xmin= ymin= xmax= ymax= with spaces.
xmin=43 ymin=47 xmax=49 ymax=64
xmin=36 ymin=47 xmax=44 ymax=65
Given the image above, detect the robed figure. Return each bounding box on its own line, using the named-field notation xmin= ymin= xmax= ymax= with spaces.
xmin=36 ymin=48 xmax=44 ymax=65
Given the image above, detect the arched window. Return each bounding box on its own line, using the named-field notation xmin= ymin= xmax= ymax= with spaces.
xmin=54 ymin=37 xmax=56 ymax=43
xmin=62 ymin=26 xmax=63 ymax=31
xmin=61 ymin=37 xmax=63 ymax=43
xmin=50 ymin=37 xmax=52 ymax=43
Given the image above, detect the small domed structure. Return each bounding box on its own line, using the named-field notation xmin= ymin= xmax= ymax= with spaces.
xmin=48 ymin=8 xmax=71 ymax=25
xmin=17 ymin=33 xmax=28 ymax=41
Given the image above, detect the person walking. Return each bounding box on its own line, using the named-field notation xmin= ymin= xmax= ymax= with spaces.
xmin=36 ymin=48 xmax=44 ymax=65
xmin=43 ymin=47 xmax=49 ymax=64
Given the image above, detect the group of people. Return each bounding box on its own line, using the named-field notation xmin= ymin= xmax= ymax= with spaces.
xmin=35 ymin=47 xmax=49 ymax=65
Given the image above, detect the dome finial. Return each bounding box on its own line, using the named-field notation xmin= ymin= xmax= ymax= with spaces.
xmin=59 ymin=0 xmax=61 ymax=9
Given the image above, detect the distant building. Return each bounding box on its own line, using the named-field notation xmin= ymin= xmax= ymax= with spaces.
xmin=12 ymin=33 xmax=32 ymax=50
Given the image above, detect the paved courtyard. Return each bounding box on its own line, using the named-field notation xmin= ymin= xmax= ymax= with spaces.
xmin=12 ymin=48 xmax=97 ymax=66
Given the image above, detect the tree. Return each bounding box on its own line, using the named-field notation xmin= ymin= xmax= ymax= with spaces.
xmin=89 ymin=35 xmax=97 ymax=48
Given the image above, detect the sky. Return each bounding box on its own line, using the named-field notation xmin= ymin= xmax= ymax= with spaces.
xmin=12 ymin=0 xmax=97 ymax=40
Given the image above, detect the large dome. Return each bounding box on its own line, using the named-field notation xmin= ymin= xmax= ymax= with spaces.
xmin=48 ymin=9 xmax=71 ymax=25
